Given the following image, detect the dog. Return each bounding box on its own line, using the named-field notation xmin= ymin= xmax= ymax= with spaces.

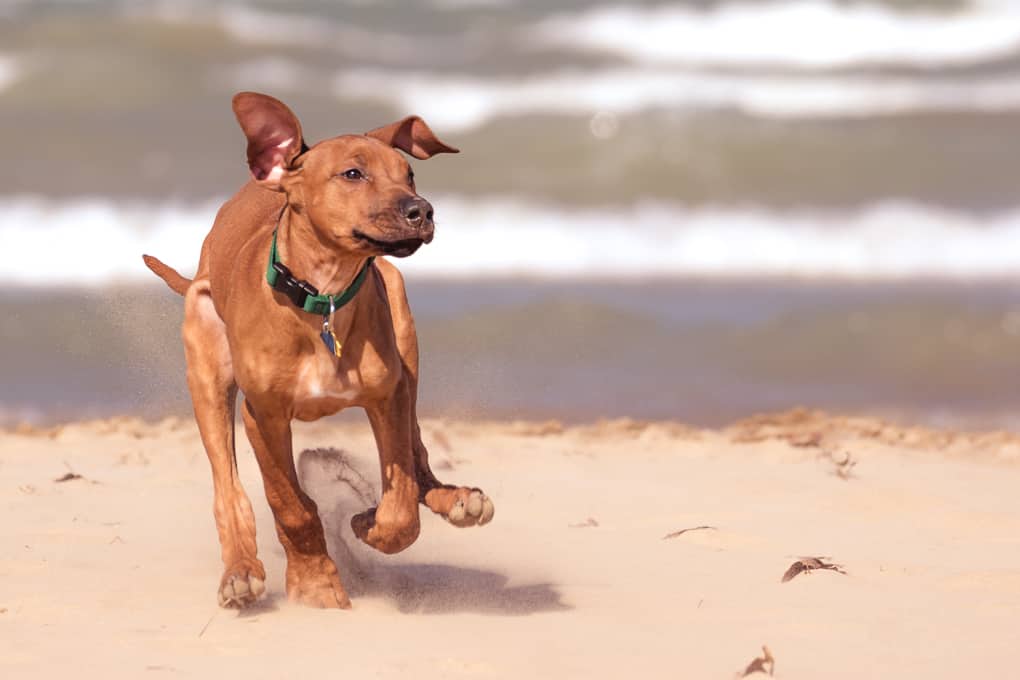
xmin=143 ymin=92 xmax=493 ymax=609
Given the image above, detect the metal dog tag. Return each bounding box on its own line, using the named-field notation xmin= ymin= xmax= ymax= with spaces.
xmin=320 ymin=325 xmax=340 ymax=356
xmin=320 ymin=296 xmax=342 ymax=358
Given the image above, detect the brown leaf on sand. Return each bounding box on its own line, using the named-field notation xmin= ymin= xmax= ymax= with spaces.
xmin=55 ymin=461 xmax=97 ymax=484
xmin=782 ymin=556 xmax=847 ymax=583
xmin=662 ymin=525 xmax=717 ymax=540
xmin=740 ymin=645 xmax=775 ymax=677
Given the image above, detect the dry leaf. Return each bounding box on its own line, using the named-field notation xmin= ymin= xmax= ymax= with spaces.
xmin=662 ymin=525 xmax=717 ymax=540
xmin=782 ymin=556 xmax=847 ymax=583
xmin=740 ymin=645 xmax=775 ymax=677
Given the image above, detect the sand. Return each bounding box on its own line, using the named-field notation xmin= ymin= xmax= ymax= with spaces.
xmin=2 ymin=409 xmax=1018 ymax=678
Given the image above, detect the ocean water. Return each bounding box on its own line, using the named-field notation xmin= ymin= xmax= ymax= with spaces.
xmin=2 ymin=0 xmax=1020 ymax=426
xmin=5 ymin=279 xmax=1020 ymax=428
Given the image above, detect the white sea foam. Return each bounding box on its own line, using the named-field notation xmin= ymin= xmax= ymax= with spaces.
xmin=533 ymin=0 xmax=1020 ymax=69
xmin=333 ymin=67 xmax=1020 ymax=131
xmin=4 ymin=195 xmax=1020 ymax=284
xmin=149 ymin=1 xmax=1020 ymax=71
xmin=0 ymin=197 xmax=219 ymax=286
xmin=418 ymin=198 xmax=1020 ymax=279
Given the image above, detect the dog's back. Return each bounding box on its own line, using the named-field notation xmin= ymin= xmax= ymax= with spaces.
xmin=198 ymin=182 xmax=286 ymax=302
xmin=144 ymin=181 xmax=283 ymax=302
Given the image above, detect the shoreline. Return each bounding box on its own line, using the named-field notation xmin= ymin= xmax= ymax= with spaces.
xmin=7 ymin=408 xmax=1020 ymax=464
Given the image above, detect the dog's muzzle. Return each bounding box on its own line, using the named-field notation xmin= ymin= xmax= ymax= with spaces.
xmin=354 ymin=197 xmax=435 ymax=257
xmin=352 ymin=230 xmax=427 ymax=257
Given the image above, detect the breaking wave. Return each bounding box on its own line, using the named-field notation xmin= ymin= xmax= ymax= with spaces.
xmin=331 ymin=67 xmax=1020 ymax=131
xmin=532 ymin=0 xmax=1020 ymax=69
xmin=4 ymin=196 xmax=1020 ymax=284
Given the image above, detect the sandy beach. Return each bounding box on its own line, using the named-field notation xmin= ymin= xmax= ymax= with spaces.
xmin=2 ymin=410 xmax=1017 ymax=678
xmin=6 ymin=1 xmax=1020 ymax=678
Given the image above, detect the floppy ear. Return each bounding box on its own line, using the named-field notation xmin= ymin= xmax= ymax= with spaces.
xmin=364 ymin=116 xmax=459 ymax=160
xmin=231 ymin=92 xmax=305 ymax=188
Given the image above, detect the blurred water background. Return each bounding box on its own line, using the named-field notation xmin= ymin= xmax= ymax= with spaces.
xmin=2 ymin=0 xmax=1020 ymax=427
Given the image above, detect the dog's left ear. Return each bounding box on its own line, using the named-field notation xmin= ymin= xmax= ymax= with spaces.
xmin=365 ymin=116 xmax=459 ymax=160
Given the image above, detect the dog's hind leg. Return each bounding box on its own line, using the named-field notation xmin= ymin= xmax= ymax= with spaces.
xmin=183 ymin=280 xmax=265 ymax=608
xmin=373 ymin=259 xmax=495 ymax=528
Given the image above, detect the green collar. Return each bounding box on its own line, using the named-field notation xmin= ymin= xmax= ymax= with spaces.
xmin=265 ymin=230 xmax=375 ymax=316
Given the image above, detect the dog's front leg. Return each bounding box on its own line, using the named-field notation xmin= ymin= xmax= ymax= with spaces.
xmin=241 ymin=397 xmax=351 ymax=609
xmin=352 ymin=375 xmax=421 ymax=554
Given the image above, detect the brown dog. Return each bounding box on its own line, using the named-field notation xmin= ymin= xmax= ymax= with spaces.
xmin=143 ymin=92 xmax=493 ymax=609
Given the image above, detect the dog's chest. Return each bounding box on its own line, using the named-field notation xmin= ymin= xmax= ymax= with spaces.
xmin=291 ymin=330 xmax=401 ymax=420
xmin=292 ymin=352 xmax=363 ymax=419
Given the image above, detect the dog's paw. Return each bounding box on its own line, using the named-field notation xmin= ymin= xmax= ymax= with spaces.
xmin=217 ymin=560 xmax=266 ymax=608
xmin=423 ymin=487 xmax=494 ymax=527
xmin=285 ymin=557 xmax=351 ymax=609
xmin=351 ymin=506 xmax=420 ymax=554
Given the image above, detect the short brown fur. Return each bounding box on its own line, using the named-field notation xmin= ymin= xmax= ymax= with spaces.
xmin=143 ymin=92 xmax=493 ymax=609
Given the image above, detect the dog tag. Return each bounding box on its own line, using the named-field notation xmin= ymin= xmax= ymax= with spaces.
xmin=320 ymin=296 xmax=342 ymax=358
xmin=320 ymin=326 xmax=340 ymax=356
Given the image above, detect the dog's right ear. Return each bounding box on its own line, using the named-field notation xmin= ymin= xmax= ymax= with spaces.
xmin=231 ymin=92 xmax=305 ymax=189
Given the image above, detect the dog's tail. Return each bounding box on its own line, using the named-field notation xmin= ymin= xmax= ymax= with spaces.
xmin=142 ymin=254 xmax=192 ymax=296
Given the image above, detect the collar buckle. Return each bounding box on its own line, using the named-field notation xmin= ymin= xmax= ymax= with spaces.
xmin=266 ymin=227 xmax=374 ymax=316
xmin=270 ymin=261 xmax=320 ymax=309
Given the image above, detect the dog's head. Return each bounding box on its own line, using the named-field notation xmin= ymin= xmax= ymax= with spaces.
xmin=232 ymin=91 xmax=458 ymax=258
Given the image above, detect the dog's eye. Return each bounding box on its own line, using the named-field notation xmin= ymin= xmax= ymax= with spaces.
xmin=340 ymin=168 xmax=364 ymax=181
xmin=407 ymin=170 xmax=415 ymax=185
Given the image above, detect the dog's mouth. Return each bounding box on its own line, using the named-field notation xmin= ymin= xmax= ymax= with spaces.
xmin=352 ymin=230 xmax=427 ymax=258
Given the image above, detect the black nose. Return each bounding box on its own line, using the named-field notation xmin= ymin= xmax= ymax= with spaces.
xmin=400 ymin=196 xmax=434 ymax=229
